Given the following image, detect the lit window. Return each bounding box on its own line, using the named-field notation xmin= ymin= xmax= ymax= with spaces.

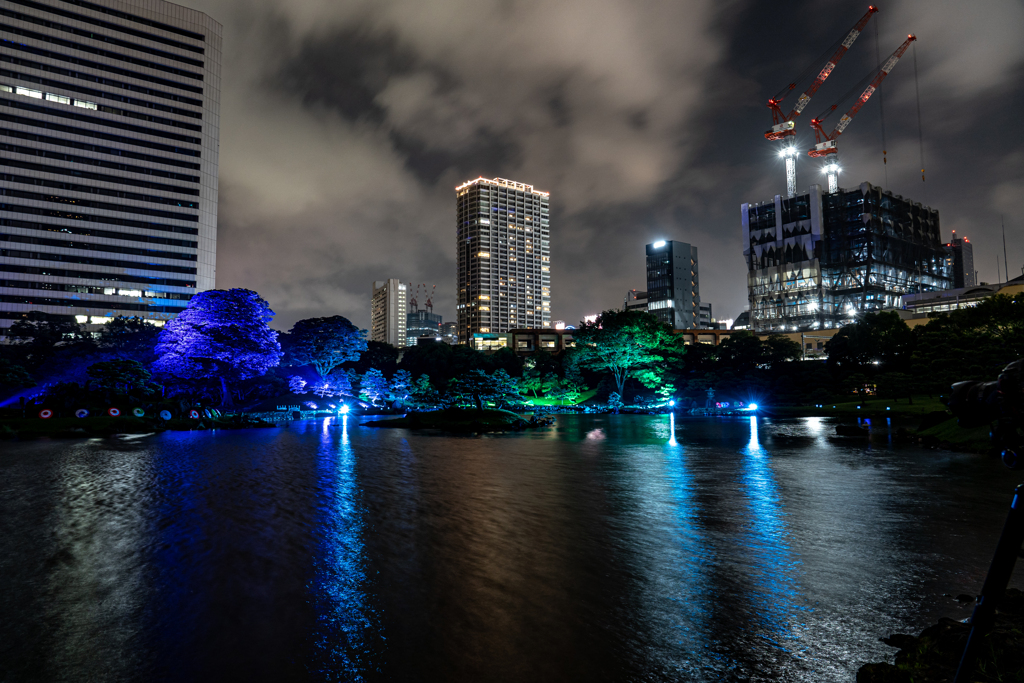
xmin=16 ymin=87 xmax=43 ymax=99
xmin=45 ymin=93 xmax=71 ymax=104
xmin=479 ymin=295 xmax=490 ymax=300
xmin=477 ymin=252 xmax=490 ymax=258
xmin=74 ymin=100 xmax=98 ymax=110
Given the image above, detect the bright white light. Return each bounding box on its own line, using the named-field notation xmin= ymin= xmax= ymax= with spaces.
xmin=809 ymin=302 xmax=819 ymax=310
xmin=778 ymin=147 xmax=797 ymax=158
xmin=669 ymin=400 xmax=675 ymax=407
xmin=339 ymin=405 xmax=350 ymax=414
xmin=749 ymin=403 xmax=758 ymax=410
xmin=652 ymin=240 xmax=666 ymax=248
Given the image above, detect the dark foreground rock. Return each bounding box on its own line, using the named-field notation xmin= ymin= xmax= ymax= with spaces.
xmin=857 ymin=588 xmax=1024 ymax=682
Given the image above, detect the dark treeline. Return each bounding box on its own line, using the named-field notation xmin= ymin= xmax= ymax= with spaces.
xmin=1 ymin=289 xmax=1020 ymax=413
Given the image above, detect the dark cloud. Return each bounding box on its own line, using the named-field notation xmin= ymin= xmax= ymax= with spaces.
xmin=178 ymin=0 xmax=1024 ymax=330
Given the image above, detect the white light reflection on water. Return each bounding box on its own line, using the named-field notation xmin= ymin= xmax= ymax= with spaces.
xmin=739 ymin=416 xmax=804 ymax=661
xmin=668 ymin=412 xmax=678 ymax=446
xmin=310 ymin=415 xmax=382 ymax=680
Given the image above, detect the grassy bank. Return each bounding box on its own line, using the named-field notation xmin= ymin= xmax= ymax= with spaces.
xmin=524 ymin=388 xmax=598 ymax=407
xmin=768 ymin=396 xmax=949 ymax=420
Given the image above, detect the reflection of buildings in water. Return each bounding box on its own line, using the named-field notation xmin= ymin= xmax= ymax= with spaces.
xmin=47 ymin=443 xmax=150 ymax=680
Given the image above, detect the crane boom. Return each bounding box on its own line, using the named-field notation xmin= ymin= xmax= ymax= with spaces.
xmin=765 ymin=5 xmax=878 ymax=141
xmin=808 ymin=34 xmax=916 ymax=157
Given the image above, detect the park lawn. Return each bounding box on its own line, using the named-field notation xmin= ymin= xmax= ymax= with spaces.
xmin=525 ymin=388 xmax=599 ymax=407
xmin=768 ymin=395 xmax=949 ymax=419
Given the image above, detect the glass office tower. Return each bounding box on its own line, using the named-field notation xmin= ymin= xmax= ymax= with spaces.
xmin=0 ymin=0 xmax=221 ymax=331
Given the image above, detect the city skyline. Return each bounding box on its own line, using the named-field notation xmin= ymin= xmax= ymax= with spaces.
xmin=168 ymin=0 xmax=1019 ymax=330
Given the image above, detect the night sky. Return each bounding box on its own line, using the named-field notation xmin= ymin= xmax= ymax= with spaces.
xmin=176 ymin=0 xmax=1023 ymax=330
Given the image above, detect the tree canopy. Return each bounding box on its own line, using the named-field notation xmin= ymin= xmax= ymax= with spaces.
xmin=153 ymin=289 xmax=282 ymax=406
xmin=571 ymin=310 xmax=685 ymax=396
xmin=288 ymin=316 xmax=367 ymax=379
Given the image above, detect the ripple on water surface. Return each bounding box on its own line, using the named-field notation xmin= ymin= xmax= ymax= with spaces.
xmin=0 ymin=415 xmax=1020 ymax=682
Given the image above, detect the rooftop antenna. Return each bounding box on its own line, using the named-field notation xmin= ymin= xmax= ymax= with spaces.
xmin=1002 ymin=216 xmax=1008 ymax=284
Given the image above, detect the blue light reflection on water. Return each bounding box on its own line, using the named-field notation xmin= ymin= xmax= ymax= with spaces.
xmin=739 ymin=416 xmax=804 ymax=659
xmin=309 ymin=416 xmax=382 ymax=680
xmin=659 ymin=412 xmax=714 ymax=669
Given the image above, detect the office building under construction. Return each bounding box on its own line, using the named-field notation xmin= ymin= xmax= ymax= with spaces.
xmin=741 ymin=182 xmax=951 ymax=332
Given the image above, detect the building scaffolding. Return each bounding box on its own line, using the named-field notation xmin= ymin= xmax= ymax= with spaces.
xmin=741 ymin=182 xmax=950 ymax=332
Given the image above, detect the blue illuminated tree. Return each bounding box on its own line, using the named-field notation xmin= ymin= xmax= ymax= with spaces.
xmin=153 ymin=289 xmax=282 ymax=406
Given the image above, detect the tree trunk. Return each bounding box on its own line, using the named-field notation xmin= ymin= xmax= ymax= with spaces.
xmin=475 ymin=394 xmax=484 ymax=413
xmin=220 ymin=376 xmax=233 ymax=408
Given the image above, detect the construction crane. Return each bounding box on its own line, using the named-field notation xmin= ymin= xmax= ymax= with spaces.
xmin=765 ymin=5 xmax=878 ymax=142
xmin=425 ymin=284 xmax=436 ymax=314
xmin=408 ymin=282 xmax=418 ymax=312
xmin=808 ymin=34 xmax=917 ymax=191
xmin=765 ymin=5 xmax=878 ymax=197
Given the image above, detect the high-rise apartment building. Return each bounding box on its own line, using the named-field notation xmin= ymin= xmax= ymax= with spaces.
xmin=944 ymin=231 xmax=975 ymax=288
xmin=370 ymin=279 xmax=406 ymax=347
xmin=0 ymin=0 xmax=221 ymax=331
xmin=646 ymin=240 xmax=699 ymax=329
xmin=741 ymin=182 xmax=950 ymax=332
xmin=456 ymin=177 xmax=550 ymax=344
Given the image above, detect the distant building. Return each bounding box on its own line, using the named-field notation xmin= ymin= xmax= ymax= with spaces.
xmin=646 ymin=240 xmax=700 ymax=329
xmin=732 ymin=311 xmax=751 ymax=330
xmin=0 ymin=0 xmax=222 ymax=332
xmin=900 ymin=274 xmax=1023 ymax=323
xmin=440 ymin=321 xmax=458 ymax=345
xmin=698 ymin=302 xmax=713 ymax=327
xmin=370 ymin=280 xmax=407 ymax=347
xmin=470 ymin=328 xmax=574 ymax=355
xmin=406 ymin=309 xmax=442 ymax=346
xmin=741 ymin=182 xmax=951 ymax=333
xmin=456 ymin=177 xmax=551 ymax=344
xmin=624 ymin=290 xmax=648 ymax=312
xmin=944 ymin=231 xmax=976 ymax=289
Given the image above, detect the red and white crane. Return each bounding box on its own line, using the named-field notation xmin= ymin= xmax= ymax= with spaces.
xmin=765 ymin=5 xmax=878 ymax=142
xmin=808 ymin=34 xmax=917 ymax=191
xmin=809 ymin=34 xmax=916 ymax=157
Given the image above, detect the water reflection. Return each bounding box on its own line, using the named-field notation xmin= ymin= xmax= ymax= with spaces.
xmin=310 ymin=415 xmax=382 ymax=679
xmin=738 ymin=416 xmax=802 ymax=663
xmin=748 ymin=415 xmax=761 ymax=453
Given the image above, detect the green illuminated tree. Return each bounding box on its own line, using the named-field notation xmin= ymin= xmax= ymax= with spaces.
xmin=571 ymin=310 xmax=684 ymax=397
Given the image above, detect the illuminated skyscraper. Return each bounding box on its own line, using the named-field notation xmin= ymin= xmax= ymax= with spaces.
xmin=645 ymin=240 xmax=700 ymax=329
xmin=456 ymin=177 xmax=550 ymax=345
xmin=0 ymin=0 xmax=221 ymax=331
xmin=370 ymin=279 xmax=406 ymax=347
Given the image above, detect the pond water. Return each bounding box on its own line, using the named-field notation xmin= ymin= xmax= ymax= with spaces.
xmin=0 ymin=415 xmax=1021 ymax=682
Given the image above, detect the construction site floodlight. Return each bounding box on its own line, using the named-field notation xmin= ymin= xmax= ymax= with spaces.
xmin=653 ymin=240 xmax=667 ymax=248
